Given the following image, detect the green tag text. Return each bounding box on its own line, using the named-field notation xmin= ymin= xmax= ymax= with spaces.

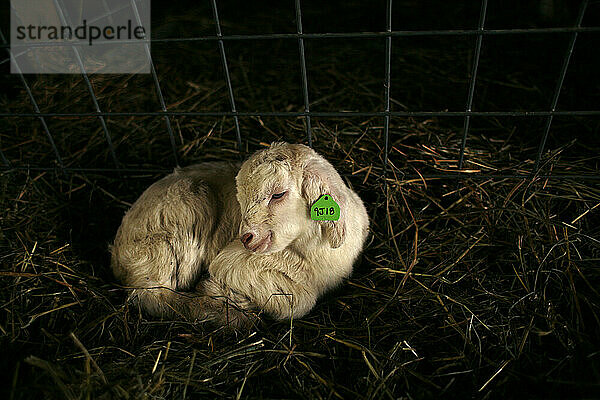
xmin=311 ymin=194 xmax=340 ymax=221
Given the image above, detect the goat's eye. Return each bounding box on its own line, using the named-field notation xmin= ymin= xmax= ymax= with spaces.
xmin=271 ymin=192 xmax=286 ymax=200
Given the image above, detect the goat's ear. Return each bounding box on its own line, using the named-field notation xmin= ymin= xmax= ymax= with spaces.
xmin=301 ymin=156 xmax=347 ymax=248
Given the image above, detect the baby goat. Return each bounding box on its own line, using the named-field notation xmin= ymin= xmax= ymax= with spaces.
xmin=111 ymin=143 xmax=369 ymax=328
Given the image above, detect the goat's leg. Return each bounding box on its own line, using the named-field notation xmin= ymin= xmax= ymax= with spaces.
xmin=206 ymin=241 xmax=318 ymax=323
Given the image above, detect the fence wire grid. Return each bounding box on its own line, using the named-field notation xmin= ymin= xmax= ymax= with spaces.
xmin=1 ymin=0 xmax=599 ymax=180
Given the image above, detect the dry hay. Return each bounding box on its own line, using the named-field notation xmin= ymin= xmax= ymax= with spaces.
xmin=2 ymin=119 xmax=600 ymax=398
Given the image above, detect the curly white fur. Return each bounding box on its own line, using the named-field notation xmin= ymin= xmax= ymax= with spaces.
xmin=111 ymin=143 xmax=369 ymax=328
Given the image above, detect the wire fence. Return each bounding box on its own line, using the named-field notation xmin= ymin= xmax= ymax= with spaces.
xmin=1 ymin=0 xmax=599 ymax=180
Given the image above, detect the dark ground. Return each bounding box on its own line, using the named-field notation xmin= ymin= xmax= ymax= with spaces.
xmin=1 ymin=0 xmax=600 ymax=398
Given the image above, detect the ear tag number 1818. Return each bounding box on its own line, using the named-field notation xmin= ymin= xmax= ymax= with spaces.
xmin=311 ymin=194 xmax=340 ymax=221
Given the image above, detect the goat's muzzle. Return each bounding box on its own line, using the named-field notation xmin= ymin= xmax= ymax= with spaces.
xmin=240 ymin=230 xmax=272 ymax=253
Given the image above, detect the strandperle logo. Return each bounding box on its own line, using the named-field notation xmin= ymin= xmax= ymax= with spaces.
xmin=15 ymin=19 xmax=147 ymax=46
xmin=10 ymin=0 xmax=151 ymax=74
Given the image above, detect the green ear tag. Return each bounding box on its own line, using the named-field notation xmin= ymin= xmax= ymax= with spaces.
xmin=311 ymin=194 xmax=340 ymax=221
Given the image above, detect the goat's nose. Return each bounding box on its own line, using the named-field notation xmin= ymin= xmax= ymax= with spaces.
xmin=241 ymin=232 xmax=253 ymax=248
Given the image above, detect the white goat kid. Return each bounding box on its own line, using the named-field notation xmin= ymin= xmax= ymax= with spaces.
xmin=111 ymin=143 xmax=369 ymax=328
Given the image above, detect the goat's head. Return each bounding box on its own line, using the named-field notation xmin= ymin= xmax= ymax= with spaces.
xmin=236 ymin=142 xmax=347 ymax=254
